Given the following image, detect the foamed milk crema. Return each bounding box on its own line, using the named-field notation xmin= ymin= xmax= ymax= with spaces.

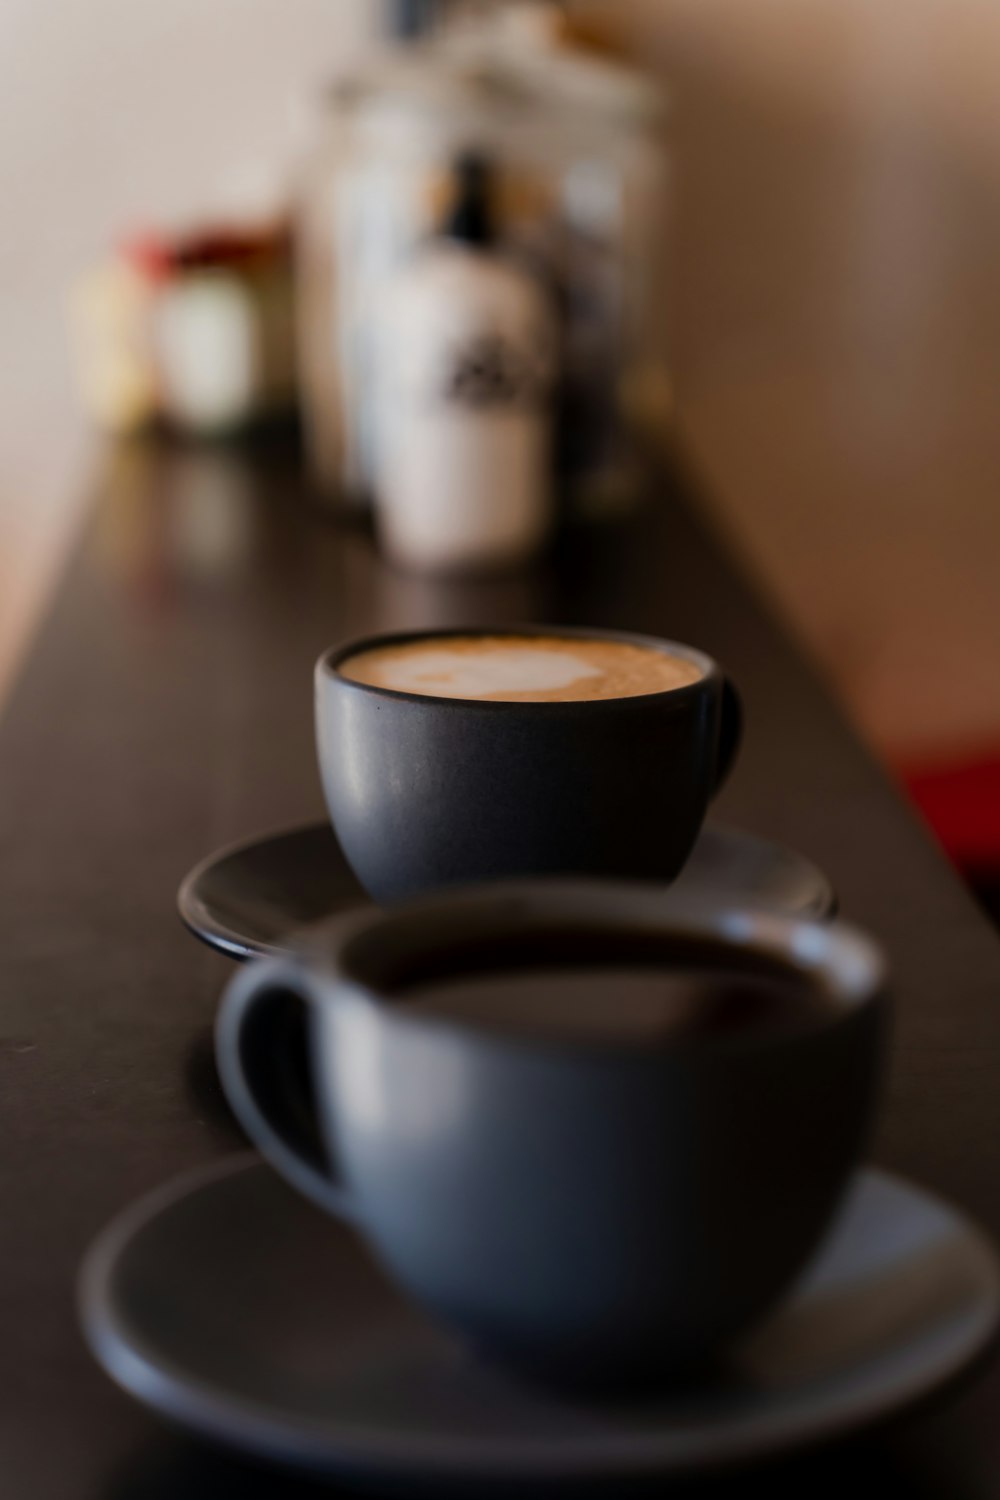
xmin=339 ymin=634 xmax=703 ymax=703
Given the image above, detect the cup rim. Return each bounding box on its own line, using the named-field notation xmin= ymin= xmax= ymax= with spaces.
xmin=300 ymin=880 xmax=886 ymax=1060
xmin=316 ymin=625 xmax=719 ymax=710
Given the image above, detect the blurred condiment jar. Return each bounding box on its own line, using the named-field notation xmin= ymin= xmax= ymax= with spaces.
xmin=294 ymin=0 xmax=670 ymax=521
xmin=72 ymin=219 xmax=295 ymax=439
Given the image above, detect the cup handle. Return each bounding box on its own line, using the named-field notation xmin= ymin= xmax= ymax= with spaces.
xmin=215 ymin=957 xmax=359 ymax=1222
xmin=713 ymin=676 xmax=744 ymax=793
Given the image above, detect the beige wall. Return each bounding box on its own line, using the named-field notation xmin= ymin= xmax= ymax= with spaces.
xmin=590 ymin=0 xmax=1000 ymax=762
xmin=3 ymin=0 xmax=1000 ymax=765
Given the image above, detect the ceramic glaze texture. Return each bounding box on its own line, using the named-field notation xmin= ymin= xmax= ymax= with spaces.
xmin=216 ymin=887 xmax=887 ymax=1387
xmin=311 ymin=968 xmax=883 ymax=1381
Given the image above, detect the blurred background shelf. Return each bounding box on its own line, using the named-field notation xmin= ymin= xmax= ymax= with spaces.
xmin=3 ymin=0 xmax=1000 ymax=874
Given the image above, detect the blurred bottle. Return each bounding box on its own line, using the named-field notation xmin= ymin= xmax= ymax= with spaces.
xmin=294 ymin=0 xmax=669 ymax=521
xmin=375 ymin=153 xmax=555 ymax=574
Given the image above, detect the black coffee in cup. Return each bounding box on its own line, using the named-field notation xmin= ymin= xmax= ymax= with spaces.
xmin=381 ymin=929 xmax=841 ymax=1045
xmin=400 ymin=968 xmax=833 ymax=1045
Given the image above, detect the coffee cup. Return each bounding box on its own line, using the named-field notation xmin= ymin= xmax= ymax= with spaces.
xmin=315 ymin=625 xmax=742 ymax=903
xmin=216 ymin=882 xmax=887 ymax=1389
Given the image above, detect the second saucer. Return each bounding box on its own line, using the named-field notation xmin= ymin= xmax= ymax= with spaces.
xmin=79 ymin=1154 xmax=1000 ymax=1484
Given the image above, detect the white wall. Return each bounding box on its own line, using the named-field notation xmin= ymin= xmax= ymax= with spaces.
xmin=0 ymin=0 xmax=371 ymax=695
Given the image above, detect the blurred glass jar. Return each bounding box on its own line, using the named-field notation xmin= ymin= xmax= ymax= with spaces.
xmin=294 ymin=2 xmax=670 ymax=520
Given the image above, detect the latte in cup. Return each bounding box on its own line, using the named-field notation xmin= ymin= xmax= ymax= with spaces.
xmin=319 ymin=626 xmax=739 ymax=900
xmin=339 ymin=632 xmax=703 ymax=703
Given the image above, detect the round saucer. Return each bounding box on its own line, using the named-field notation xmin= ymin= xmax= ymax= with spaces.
xmin=178 ymin=821 xmax=836 ymax=961
xmin=80 ymin=1156 xmax=999 ymax=1486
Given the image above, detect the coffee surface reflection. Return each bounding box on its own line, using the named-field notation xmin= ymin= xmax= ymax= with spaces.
xmin=399 ymin=965 xmax=836 ymax=1044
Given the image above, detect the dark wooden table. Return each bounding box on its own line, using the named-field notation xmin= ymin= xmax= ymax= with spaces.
xmin=3 ymin=434 xmax=1000 ymax=1499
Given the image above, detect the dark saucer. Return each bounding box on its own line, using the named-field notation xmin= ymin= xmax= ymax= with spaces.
xmin=178 ymin=821 xmax=836 ymax=962
xmin=79 ymin=1155 xmax=1000 ymax=1487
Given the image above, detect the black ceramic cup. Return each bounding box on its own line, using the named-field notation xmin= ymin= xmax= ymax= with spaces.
xmin=315 ymin=625 xmax=742 ymax=903
xmin=216 ymin=883 xmax=887 ymax=1389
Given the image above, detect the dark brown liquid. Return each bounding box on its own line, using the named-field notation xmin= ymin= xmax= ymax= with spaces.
xmin=400 ymin=965 xmax=838 ymax=1046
